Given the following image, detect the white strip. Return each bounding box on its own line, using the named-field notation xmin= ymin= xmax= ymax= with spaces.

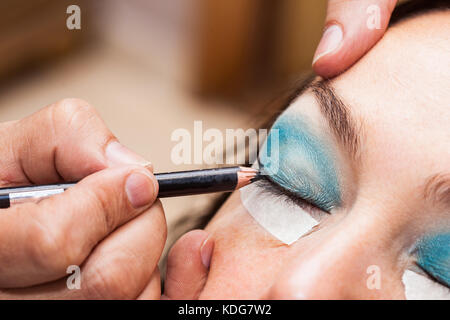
xmin=240 ymin=183 xmax=318 ymax=245
xmin=402 ymin=270 xmax=450 ymax=300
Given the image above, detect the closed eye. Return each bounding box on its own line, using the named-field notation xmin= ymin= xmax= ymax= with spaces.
xmin=257 ymin=175 xmax=328 ymax=216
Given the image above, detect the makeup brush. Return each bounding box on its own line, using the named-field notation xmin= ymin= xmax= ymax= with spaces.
xmin=0 ymin=166 xmax=260 ymax=208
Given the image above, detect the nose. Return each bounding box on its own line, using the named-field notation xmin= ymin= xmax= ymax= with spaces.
xmin=269 ymin=213 xmax=406 ymax=299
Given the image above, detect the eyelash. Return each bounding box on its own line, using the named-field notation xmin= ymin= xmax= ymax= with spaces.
xmin=257 ymin=175 xmax=328 ymax=215
xmin=415 ymin=264 xmax=450 ymax=289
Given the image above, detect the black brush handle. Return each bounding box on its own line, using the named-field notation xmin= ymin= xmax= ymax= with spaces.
xmin=156 ymin=167 xmax=240 ymax=197
xmin=0 ymin=167 xmax=243 ymax=208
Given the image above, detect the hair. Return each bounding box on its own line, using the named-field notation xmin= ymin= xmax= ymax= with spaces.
xmin=162 ymin=0 xmax=450 ymax=274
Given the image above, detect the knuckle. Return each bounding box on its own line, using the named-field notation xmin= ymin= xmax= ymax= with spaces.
xmin=26 ymin=219 xmax=66 ymax=273
xmin=50 ymin=98 xmax=98 ymax=132
xmin=55 ymin=98 xmax=94 ymax=115
xmin=26 ymin=211 xmax=85 ymax=274
xmin=84 ymin=258 xmax=139 ymax=299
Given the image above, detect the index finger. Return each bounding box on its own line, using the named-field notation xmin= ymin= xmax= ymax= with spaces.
xmin=0 ymin=98 xmax=151 ymax=187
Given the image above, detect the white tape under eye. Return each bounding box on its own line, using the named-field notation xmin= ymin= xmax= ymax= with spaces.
xmin=402 ymin=270 xmax=450 ymax=300
xmin=240 ymin=182 xmax=318 ymax=245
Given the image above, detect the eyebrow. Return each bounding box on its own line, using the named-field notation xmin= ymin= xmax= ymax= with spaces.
xmin=264 ymin=77 xmax=450 ymax=210
xmin=309 ymin=81 xmax=450 ymax=208
xmin=423 ymin=174 xmax=450 ymax=207
xmin=309 ymin=80 xmax=361 ymax=160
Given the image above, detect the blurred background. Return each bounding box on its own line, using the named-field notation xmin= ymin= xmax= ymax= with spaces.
xmin=0 ymin=0 xmax=328 ymax=248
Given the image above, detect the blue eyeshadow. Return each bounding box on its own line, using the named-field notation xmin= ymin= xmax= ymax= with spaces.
xmin=416 ymin=233 xmax=450 ymax=287
xmin=259 ymin=111 xmax=341 ymax=211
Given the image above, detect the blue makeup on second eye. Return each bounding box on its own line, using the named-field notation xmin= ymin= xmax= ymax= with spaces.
xmin=259 ymin=110 xmax=341 ymax=211
xmin=416 ymin=233 xmax=450 ymax=287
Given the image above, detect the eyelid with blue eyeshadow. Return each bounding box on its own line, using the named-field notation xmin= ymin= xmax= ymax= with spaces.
xmin=258 ymin=111 xmax=341 ymax=212
xmin=416 ymin=233 xmax=450 ymax=288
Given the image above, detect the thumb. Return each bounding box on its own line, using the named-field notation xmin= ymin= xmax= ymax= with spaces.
xmin=313 ymin=0 xmax=397 ymax=78
xmin=0 ymin=165 xmax=158 ymax=287
xmin=163 ymin=230 xmax=214 ymax=300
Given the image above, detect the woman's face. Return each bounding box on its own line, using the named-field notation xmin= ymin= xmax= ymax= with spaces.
xmin=166 ymin=11 xmax=450 ymax=299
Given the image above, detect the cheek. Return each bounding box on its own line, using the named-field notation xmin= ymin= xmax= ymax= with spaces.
xmin=201 ymin=192 xmax=294 ymax=299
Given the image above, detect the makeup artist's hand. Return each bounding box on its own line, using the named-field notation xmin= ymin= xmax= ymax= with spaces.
xmin=0 ymin=99 xmax=166 ymax=299
xmin=313 ymin=0 xmax=397 ymax=78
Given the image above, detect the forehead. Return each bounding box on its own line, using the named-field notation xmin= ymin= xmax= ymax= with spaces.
xmin=273 ymin=11 xmax=450 ymax=213
xmin=327 ymin=11 xmax=449 ymax=168
xmin=333 ymin=11 xmax=448 ymax=115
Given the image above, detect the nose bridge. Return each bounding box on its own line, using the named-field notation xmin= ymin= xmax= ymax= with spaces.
xmin=280 ymin=210 xmax=403 ymax=299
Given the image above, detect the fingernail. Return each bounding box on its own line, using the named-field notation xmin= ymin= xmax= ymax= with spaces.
xmin=106 ymin=141 xmax=152 ymax=170
xmin=200 ymin=236 xmax=214 ymax=269
xmin=312 ymin=24 xmax=343 ymax=65
xmin=125 ymin=171 xmax=155 ymax=208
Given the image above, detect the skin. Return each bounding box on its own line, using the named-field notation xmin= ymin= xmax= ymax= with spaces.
xmin=0 ymin=1 xmax=439 ymax=300
xmin=0 ymin=100 xmax=166 ymax=299
xmin=313 ymin=0 xmax=398 ymax=78
xmin=163 ymin=11 xmax=450 ymax=299
xmin=259 ymin=110 xmax=342 ymax=211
